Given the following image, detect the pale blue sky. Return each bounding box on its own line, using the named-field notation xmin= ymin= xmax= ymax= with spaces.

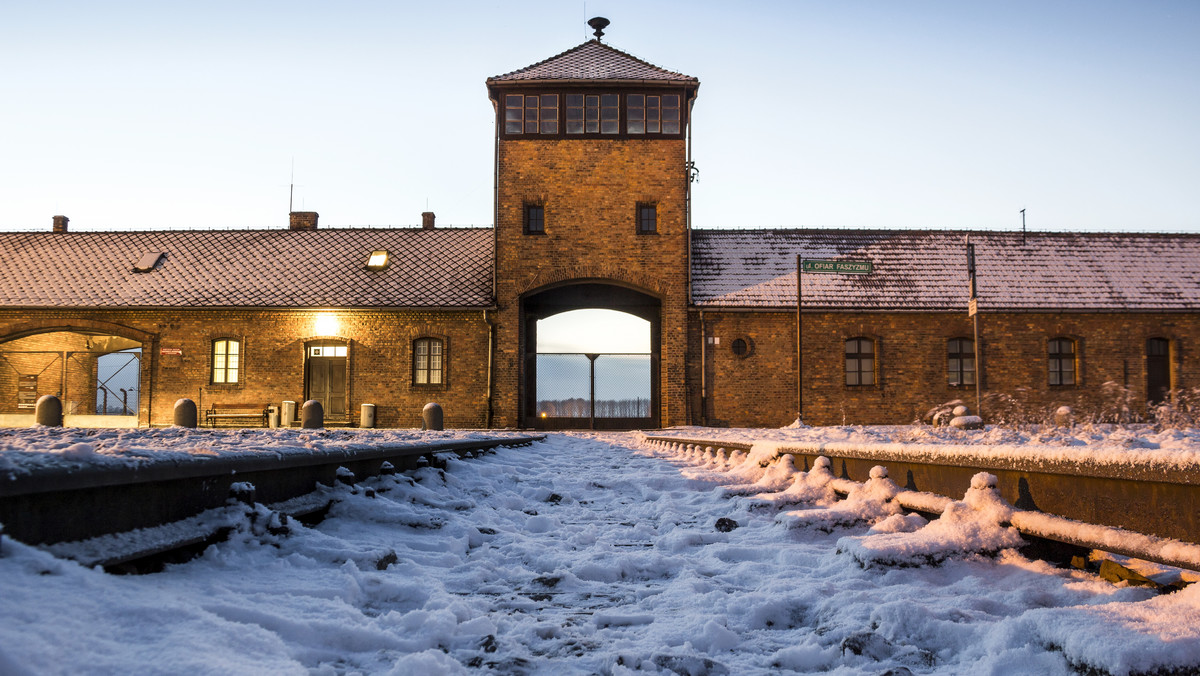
xmin=2 ymin=1 xmax=1197 ymax=233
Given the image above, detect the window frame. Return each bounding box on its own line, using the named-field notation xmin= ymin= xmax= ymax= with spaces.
xmin=500 ymin=89 xmax=688 ymax=139
xmin=636 ymin=202 xmax=657 ymax=235
xmin=524 ymin=203 xmax=545 ymax=235
xmin=845 ymin=337 xmax=876 ymax=387
xmin=1048 ymin=337 xmax=1077 ymax=386
xmin=210 ymin=338 xmax=242 ymax=385
xmin=947 ymin=337 xmax=975 ymax=387
xmin=412 ymin=337 xmax=446 ymax=387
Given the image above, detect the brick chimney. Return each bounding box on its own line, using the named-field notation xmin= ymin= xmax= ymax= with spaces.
xmin=422 ymin=211 xmax=435 ymax=230
xmin=52 ymin=215 xmax=69 ymax=233
xmin=289 ymin=211 xmax=318 ymax=231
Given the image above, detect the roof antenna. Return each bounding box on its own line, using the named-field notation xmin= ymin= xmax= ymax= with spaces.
xmin=1020 ymin=208 xmax=1026 ymax=245
xmin=289 ymin=157 xmax=295 ymax=213
xmin=588 ymin=16 xmax=609 ymax=40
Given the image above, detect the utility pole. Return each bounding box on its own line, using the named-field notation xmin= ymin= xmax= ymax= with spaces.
xmin=966 ymin=236 xmax=982 ymax=417
xmin=796 ymin=253 xmax=802 ymax=424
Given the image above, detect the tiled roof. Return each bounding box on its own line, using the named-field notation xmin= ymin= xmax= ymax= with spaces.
xmin=488 ymin=40 xmax=697 ymax=83
xmin=0 ymin=228 xmax=494 ymax=308
xmin=692 ymin=229 xmax=1200 ymax=312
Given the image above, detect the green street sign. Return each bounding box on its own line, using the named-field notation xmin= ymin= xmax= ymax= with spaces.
xmin=801 ymin=259 xmax=873 ymax=275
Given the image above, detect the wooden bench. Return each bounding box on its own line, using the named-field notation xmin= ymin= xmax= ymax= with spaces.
xmin=205 ymin=403 xmax=270 ymax=428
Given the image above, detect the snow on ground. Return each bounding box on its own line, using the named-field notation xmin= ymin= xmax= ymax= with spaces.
xmin=1 ymin=430 xmax=1199 ymax=675
xmin=0 ymin=427 xmax=530 ymax=477
xmin=652 ymin=422 xmax=1200 ymax=472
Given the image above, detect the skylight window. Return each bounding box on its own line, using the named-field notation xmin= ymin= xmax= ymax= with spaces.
xmin=132 ymin=252 xmax=165 ymax=273
xmin=366 ymin=250 xmax=389 ymax=270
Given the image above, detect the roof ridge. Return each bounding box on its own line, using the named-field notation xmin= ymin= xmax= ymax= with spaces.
xmin=487 ymin=39 xmax=697 ymax=83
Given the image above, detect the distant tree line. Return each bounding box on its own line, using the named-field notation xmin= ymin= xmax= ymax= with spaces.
xmin=537 ymin=397 xmax=650 ymax=418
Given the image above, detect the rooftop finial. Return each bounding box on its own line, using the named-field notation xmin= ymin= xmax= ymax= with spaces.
xmin=587 ymin=16 xmax=610 ymax=40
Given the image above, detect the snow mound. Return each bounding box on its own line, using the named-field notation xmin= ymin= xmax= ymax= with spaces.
xmin=837 ymin=472 xmax=1024 ymax=568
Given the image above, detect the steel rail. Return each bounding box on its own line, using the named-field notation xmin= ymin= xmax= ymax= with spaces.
xmin=0 ymin=434 xmax=544 ymax=546
xmin=643 ymin=434 xmax=1200 ymax=572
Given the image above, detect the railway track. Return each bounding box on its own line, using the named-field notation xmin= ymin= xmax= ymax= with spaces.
xmin=641 ymin=434 xmax=1200 ymax=574
xmin=0 ymin=434 xmax=543 ymax=570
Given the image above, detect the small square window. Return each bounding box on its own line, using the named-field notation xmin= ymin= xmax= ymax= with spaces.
xmin=525 ymin=204 xmax=545 ymax=235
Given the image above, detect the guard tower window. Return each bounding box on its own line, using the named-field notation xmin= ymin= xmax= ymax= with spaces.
xmin=601 ymin=94 xmax=619 ymax=134
xmin=628 ymin=94 xmax=680 ymax=134
xmin=212 ymin=339 xmax=240 ymax=384
xmin=506 ymin=94 xmax=558 ymax=134
xmin=1048 ymin=337 xmax=1076 ymax=386
xmin=524 ymin=204 xmax=545 ymax=234
xmin=414 ymin=338 xmax=444 ymax=385
xmin=636 ymin=203 xmax=657 ymax=234
xmin=662 ymin=94 xmax=681 ymax=134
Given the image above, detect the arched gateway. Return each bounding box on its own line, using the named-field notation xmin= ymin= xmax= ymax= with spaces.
xmin=522 ymin=282 xmax=660 ymax=429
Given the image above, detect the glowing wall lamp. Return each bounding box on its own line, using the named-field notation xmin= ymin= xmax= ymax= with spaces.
xmin=314 ymin=313 xmax=339 ymax=336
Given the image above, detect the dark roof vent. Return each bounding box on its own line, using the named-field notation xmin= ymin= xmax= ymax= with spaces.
xmin=422 ymin=212 xmax=435 ymax=230
xmin=52 ymin=215 xmax=69 ymax=234
xmin=587 ymin=17 xmax=610 ymax=40
xmin=133 ymin=252 xmax=165 ymax=273
xmin=289 ymin=211 xmax=319 ymax=231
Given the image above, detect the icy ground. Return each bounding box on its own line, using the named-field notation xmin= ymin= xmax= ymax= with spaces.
xmin=2 ymin=431 xmax=1200 ymax=675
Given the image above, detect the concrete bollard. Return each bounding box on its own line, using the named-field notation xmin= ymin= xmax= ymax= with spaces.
xmin=173 ymin=398 xmax=198 ymax=428
xmin=281 ymin=400 xmax=297 ymax=427
xmin=35 ymin=395 xmax=63 ymax=427
xmin=301 ymin=400 xmax=324 ymax=429
xmin=421 ymin=402 xmax=443 ymax=431
xmin=360 ymin=403 xmax=376 ymax=429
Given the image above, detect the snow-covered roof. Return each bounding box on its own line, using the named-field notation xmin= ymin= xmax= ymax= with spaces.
xmin=0 ymin=228 xmax=493 ymax=309
xmin=692 ymin=229 xmax=1200 ymax=311
xmin=487 ymin=40 xmax=697 ymax=84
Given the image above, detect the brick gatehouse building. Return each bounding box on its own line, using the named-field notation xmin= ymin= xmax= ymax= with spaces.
xmin=2 ymin=29 xmax=1199 ymax=429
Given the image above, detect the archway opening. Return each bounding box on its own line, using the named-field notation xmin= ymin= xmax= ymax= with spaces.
xmin=0 ymin=330 xmax=142 ymax=427
xmin=522 ymin=283 xmax=660 ymax=430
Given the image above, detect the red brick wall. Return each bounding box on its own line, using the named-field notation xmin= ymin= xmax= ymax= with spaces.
xmin=690 ymin=309 xmax=1200 ymax=427
xmin=0 ymin=309 xmax=492 ymax=428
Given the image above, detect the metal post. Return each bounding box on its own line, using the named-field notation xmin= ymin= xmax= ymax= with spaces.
xmin=587 ymin=354 xmax=598 ymax=431
xmin=796 ymin=254 xmax=802 ymax=423
xmin=967 ymin=236 xmax=983 ymax=418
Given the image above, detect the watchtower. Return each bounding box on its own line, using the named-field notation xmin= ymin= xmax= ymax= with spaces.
xmin=486 ymin=20 xmax=700 ymax=428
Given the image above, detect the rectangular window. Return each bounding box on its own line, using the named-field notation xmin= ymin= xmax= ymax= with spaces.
xmin=601 ymin=94 xmax=619 ymax=134
xmin=845 ymin=337 xmax=875 ymax=386
xmin=524 ymin=204 xmax=545 ymax=234
xmin=1048 ymin=338 xmax=1076 ymax=386
xmin=524 ymin=95 xmax=539 ymax=134
xmin=212 ymin=339 xmax=240 ymax=384
xmin=309 ymin=345 xmax=347 ymax=357
xmin=662 ymin=94 xmax=681 ymax=134
xmin=948 ymin=338 xmax=975 ymax=386
xmin=505 ymin=94 xmax=523 ymax=134
xmin=636 ymin=203 xmax=657 ymax=234
xmin=629 ymin=95 xmax=667 ymax=134
xmin=414 ymin=338 xmax=444 ymax=385
xmin=566 ymin=94 xmax=584 ymax=134
xmin=505 ymin=94 xmax=557 ymax=134
xmin=628 ymin=94 xmax=645 ymax=134
xmin=539 ymin=94 xmax=558 ymax=134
